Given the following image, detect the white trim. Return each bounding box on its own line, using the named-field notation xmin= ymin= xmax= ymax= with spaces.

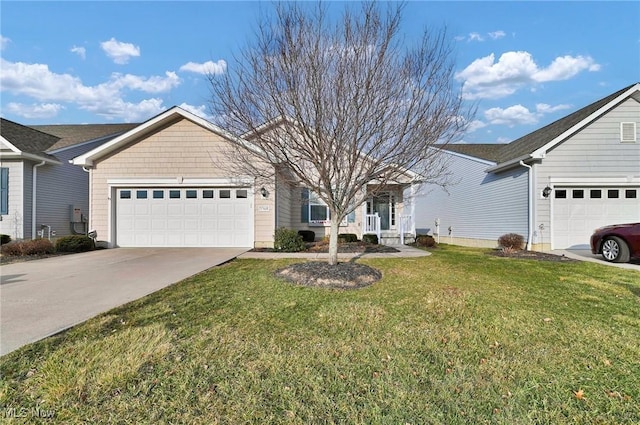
xmin=0 ymin=151 xmax=61 ymax=164
xmin=1 ymin=136 xmax=22 ymax=153
xmin=106 ymin=177 xmax=254 ymax=186
xmin=549 ymin=177 xmax=640 ymax=185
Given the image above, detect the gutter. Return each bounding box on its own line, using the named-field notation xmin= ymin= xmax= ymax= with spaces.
xmin=32 ymin=161 xmax=46 ymax=239
xmin=519 ymin=160 xmax=534 ymax=251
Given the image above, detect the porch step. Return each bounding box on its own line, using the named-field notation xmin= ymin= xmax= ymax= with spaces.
xmin=380 ymin=235 xmax=416 ymax=246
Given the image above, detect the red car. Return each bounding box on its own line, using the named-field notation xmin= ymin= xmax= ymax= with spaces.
xmin=590 ymin=223 xmax=640 ymax=263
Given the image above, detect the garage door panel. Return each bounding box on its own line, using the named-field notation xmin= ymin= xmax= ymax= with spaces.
xmin=116 ymin=187 xmax=253 ymax=247
xmin=553 ymin=186 xmax=640 ymax=249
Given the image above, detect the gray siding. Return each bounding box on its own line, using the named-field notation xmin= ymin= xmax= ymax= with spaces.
xmin=412 ymin=152 xmax=529 ymax=245
xmin=534 ymin=97 xmax=640 ymax=239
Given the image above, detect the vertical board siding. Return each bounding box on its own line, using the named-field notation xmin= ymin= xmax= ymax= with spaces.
xmin=0 ymin=160 xmax=25 ymax=239
xmin=412 ymin=153 xmax=529 ymax=245
xmin=535 ymin=98 xmax=640 ymax=235
xmin=91 ymin=118 xmax=273 ymax=246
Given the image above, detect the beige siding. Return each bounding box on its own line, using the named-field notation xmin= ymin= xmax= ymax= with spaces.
xmin=0 ymin=160 xmax=26 ymax=239
xmin=90 ymin=118 xmax=275 ymax=246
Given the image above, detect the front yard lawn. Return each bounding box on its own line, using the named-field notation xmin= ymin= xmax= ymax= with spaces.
xmin=1 ymin=245 xmax=639 ymax=424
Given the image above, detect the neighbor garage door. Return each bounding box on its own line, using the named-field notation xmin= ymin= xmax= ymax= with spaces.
xmin=553 ymin=186 xmax=640 ymax=249
xmin=116 ymin=187 xmax=253 ymax=247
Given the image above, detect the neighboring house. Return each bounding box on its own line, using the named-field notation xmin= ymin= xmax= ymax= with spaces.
xmin=71 ymin=107 xmax=416 ymax=248
xmin=412 ymin=82 xmax=640 ymax=250
xmin=0 ymin=118 xmax=137 ymax=240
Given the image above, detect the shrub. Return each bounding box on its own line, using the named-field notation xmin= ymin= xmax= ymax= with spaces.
xmin=338 ymin=233 xmax=358 ymax=243
xmin=55 ymin=235 xmax=95 ymax=253
xmin=1 ymin=239 xmax=55 ymax=256
xmin=1 ymin=234 xmax=11 ymax=245
xmin=498 ymin=233 xmax=525 ymax=250
xmin=416 ymin=234 xmax=437 ymax=248
xmin=297 ymin=230 xmax=316 ymax=243
xmin=274 ymin=227 xmax=305 ymax=252
xmin=362 ymin=234 xmax=378 ymax=244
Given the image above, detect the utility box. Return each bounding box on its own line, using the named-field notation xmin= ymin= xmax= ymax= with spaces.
xmin=71 ymin=205 xmax=82 ymax=223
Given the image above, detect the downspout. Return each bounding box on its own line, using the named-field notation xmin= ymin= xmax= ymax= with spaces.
xmin=519 ymin=160 xmax=533 ymax=251
xmin=32 ymin=161 xmax=46 ymax=239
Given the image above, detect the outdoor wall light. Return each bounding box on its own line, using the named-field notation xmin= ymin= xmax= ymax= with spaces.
xmin=260 ymin=187 xmax=269 ymax=198
xmin=542 ymin=186 xmax=552 ymax=198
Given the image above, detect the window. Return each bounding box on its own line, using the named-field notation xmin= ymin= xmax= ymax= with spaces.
xmin=608 ymin=189 xmax=619 ymax=199
xmin=0 ymin=168 xmax=8 ymax=215
xmin=153 ymin=190 xmax=164 ymax=199
xmin=169 ymin=190 xmax=180 ymax=199
xmin=555 ymin=190 xmax=567 ymax=199
xmin=203 ymin=190 xmax=214 ymax=199
xmin=301 ymin=188 xmax=330 ymax=223
xmin=136 ymin=190 xmax=147 ymax=199
xmin=186 ymin=190 xmax=197 ymax=199
xmin=220 ymin=190 xmax=231 ymax=199
xmin=236 ymin=189 xmax=248 ymax=199
xmin=620 ymin=122 xmax=636 ymax=143
xmin=590 ymin=189 xmax=602 ymax=199
xmin=572 ymin=189 xmax=584 ymax=199
xmin=625 ymin=189 xmax=637 ymax=199
xmin=120 ymin=190 xmax=131 ymax=199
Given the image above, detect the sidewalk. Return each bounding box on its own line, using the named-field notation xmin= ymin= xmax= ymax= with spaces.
xmin=238 ymin=244 xmax=430 ymax=260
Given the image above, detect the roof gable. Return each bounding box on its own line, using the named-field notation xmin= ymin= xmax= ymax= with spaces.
xmin=0 ymin=118 xmax=61 ymax=163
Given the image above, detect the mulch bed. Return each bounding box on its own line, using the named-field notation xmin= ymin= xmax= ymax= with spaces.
xmin=488 ymin=249 xmax=579 ymax=262
xmin=252 ymin=241 xmax=399 ymax=254
xmin=275 ymin=261 xmax=382 ymax=289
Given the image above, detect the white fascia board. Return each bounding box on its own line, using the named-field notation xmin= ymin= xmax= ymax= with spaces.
xmin=1 ymin=136 xmax=22 ymax=153
xmin=72 ymin=106 xmax=265 ymax=167
xmin=0 ymin=151 xmax=61 ymax=164
xmin=486 ymin=154 xmax=533 ymax=173
xmin=531 ymin=83 xmax=640 ymax=158
xmin=549 ymin=176 xmax=640 ymax=186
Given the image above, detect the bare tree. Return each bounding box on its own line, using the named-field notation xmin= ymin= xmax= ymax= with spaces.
xmin=208 ymin=2 xmax=470 ymax=265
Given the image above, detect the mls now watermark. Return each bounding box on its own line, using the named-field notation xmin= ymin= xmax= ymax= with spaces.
xmin=2 ymin=406 xmax=56 ymax=419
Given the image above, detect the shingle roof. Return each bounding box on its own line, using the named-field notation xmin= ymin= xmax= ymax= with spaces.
xmin=439 ymin=143 xmax=504 ymax=162
xmin=31 ymin=123 xmax=140 ymax=151
xmin=1 ymin=118 xmax=60 ymax=161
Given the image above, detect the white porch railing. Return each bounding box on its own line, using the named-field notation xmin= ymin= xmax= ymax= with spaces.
xmin=364 ymin=213 xmax=381 ymax=241
xmin=399 ymin=214 xmax=415 ymax=245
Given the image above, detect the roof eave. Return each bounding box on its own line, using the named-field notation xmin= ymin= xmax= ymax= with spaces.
xmin=0 ymin=151 xmax=61 ymax=165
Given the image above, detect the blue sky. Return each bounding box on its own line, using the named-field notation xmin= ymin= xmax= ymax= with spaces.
xmin=1 ymin=1 xmax=638 ymax=143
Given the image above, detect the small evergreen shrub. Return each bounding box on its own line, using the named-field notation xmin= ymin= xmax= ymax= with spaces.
xmin=362 ymin=234 xmax=378 ymax=244
xmin=297 ymin=230 xmax=316 ymax=242
xmin=274 ymin=227 xmax=305 ymax=252
xmin=416 ymin=234 xmax=437 ymax=248
xmin=498 ymin=233 xmax=525 ymax=250
xmin=338 ymin=233 xmax=358 ymax=243
xmin=1 ymin=239 xmax=55 ymax=256
xmin=1 ymin=234 xmax=11 ymax=245
xmin=55 ymin=235 xmax=95 ymax=253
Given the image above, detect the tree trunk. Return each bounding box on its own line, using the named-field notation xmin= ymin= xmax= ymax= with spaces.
xmin=328 ymin=218 xmax=340 ymax=266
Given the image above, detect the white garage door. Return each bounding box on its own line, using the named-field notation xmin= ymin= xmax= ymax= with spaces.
xmin=116 ymin=187 xmax=253 ymax=247
xmin=553 ymin=187 xmax=640 ymax=249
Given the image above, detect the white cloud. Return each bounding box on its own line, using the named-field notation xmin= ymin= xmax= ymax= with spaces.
xmin=488 ymin=31 xmax=506 ymax=40
xmin=0 ymin=35 xmax=10 ymax=51
xmin=456 ymin=51 xmax=600 ymax=100
xmin=459 ymin=30 xmax=506 ymax=43
xmin=5 ymin=102 xmax=64 ymax=119
xmin=468 ymin=32 xmax=484 ymax=42
xmin=0 ymin=58 xmax=180 ymax=121
xmin=466 ymin=119 xmax=488 ymax=133
xmin=535 ymin=103 xmax=571 ymax=114
xmin=178 ymin=103 xmax=214 ymax=121
xmin=71 ymin=45 xmax=86 ymax=60
xmin=484 ymin=102 xmax=573 ymax=127
xmin=100 ymin=37 xmax=140 ymax=64
xmin=179 ymin=60 xmax=227 ymax=75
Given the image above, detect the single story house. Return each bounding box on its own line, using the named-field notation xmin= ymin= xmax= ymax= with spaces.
xmin=0 ymin=119 xmax=137 ymax=240
xmin=412 ymin=82 xmax=640 ymax=250
xmin=71 ymin=107 xmax=417 ymax=248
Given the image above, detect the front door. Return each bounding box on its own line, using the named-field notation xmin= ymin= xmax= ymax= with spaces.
xmin=367 ymin=193 xmax=394 ymax=231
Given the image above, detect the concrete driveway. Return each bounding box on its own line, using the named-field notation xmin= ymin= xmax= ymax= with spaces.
xmin=551 ymin=249 xmax=640 ymax=271
xmin=1 ymin=247 xmax=247 ymax=356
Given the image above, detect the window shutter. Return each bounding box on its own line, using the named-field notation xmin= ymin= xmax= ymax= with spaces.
xmin=301 ymin=188 xmax=309 ymax=223
xmin=621 ymin=122 xmax=636 ymax=142
xmin=0 ymin=168 xmax=8 ymax=215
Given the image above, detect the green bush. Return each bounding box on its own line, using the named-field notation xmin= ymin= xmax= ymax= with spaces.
xmin=338 ymin=233 xmax=358 ymax=243
xmin=1 ymin=234 xmax=11 ymax=245
xmin=1 ymin=239 xmax=55 ymax=256
xmin=55 ymin=235 xmax=95 ymax=253
xmin=362 ymin=234 xmax=378 ymax=244
xmin=498 ymin=233 xmax=525 ymax=250
xmin=297 ymin=230 xmax=316 ymax=243
xmin=416 ymin=234 xmax=437 ymax=248
xmin=274 ymin=227 xmax=305 ymax=252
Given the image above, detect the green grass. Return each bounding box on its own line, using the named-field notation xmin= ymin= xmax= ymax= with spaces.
xmin=1 ymin=245 xmax=639 ymax=424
